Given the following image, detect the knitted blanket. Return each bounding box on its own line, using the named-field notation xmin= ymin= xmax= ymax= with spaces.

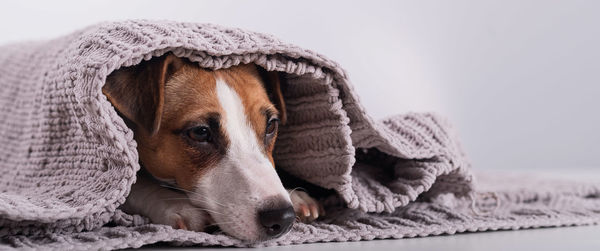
xmin=0 ymin=20 xmax=599 ymax=250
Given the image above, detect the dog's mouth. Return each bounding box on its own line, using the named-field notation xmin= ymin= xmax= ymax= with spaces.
xmin=190 ymin=192 xmax=295 ymax=241
xmin=202 ymin=214 xmax=220 ymax=233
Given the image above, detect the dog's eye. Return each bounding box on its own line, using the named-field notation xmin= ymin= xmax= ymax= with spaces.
xmin=266 ymin=118 xmax=279 ymax=136
xmin=186 ymin=126 xmax=211 ymax=142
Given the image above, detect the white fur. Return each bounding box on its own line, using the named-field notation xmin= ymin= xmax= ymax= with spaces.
xmin=187 ymin=78 xmax=291 ymax=240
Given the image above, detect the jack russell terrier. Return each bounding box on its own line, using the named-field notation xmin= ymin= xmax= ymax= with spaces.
xmin=102 ymin=54 xmax=323 ymax=241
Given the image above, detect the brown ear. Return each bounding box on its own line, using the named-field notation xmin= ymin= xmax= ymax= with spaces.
xmin=102 ymin=53 xmax=184 ymax=135
xmin=258 ymin=68 xmax=287 ymax=125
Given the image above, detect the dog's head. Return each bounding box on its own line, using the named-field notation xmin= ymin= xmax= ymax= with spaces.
xmin=103 ymin=54 xmax=293 ymax=241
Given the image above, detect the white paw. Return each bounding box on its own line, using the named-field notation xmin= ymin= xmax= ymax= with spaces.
xmin=288 ymin=189 xmax=324 ymax=223
xmin=153 ymin=199 xmax=212 ymax=231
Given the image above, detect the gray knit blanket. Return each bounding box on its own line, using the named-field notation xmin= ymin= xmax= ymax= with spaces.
xmin=1 ymin=20 xmax=599 ymax=250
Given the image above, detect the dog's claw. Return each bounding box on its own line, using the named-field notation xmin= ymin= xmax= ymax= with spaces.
xmin=310 ymin=204 xmax=319 ymax=219
xmin=175 ymin=217 xmax=188 ymax=230
xmin=301 ymin=205 xmax=310 ymax=217
xmin=288 ymin=189 xmax=323 ymax=223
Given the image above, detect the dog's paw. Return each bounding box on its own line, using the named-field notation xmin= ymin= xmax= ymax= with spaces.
xmin=288 ymin=189 xmax=325 ymax=223
xmin=153 ymin=200 xmax=212 ymax=231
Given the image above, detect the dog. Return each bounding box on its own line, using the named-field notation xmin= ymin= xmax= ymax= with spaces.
xmin=102 ymin=54 xmax=324 ymax=241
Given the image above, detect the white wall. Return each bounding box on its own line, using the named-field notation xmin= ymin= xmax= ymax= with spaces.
xmin=1 ymin=0 xmax=598 ymax=171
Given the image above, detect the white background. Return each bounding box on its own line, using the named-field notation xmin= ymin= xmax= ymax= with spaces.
xmin=1 ymin=0 xmax=598 ymax=171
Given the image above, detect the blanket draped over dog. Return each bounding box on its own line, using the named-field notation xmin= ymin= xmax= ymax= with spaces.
xmin=1 ymin=20 xmax=599 ymax=250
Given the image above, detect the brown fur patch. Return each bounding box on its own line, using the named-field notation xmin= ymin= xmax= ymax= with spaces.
xmin=215 ymin=65 xmax=280 ymax=166
xmin=109 ymin=60 xmax=281 ymax=191
xmin=132 ymin=64 xmax=228 ymax=190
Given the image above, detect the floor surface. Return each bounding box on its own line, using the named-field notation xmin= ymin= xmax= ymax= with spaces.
xmin=138 ymin=224 xmax=600 ymax=251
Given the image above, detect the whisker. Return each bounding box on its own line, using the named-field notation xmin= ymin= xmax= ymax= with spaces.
xmin=160 ymin=198 xmax=192 ymax=201
xmin=160 ymin=184 xmax=227 ymax=207
xmin=187 ymin=198 xmax=229 ymax=208
xmin=205 ymin=221 xmax=237 ymax=227
xmin=155 ymin=200 xmax=228 ymax=216
xmin=160 ymin=197 xmax=223 ymax=209
xmin=160 ymin=184 xmax=194 ymax=193
xmin=195 ymin=208 xmax=227 ymax=216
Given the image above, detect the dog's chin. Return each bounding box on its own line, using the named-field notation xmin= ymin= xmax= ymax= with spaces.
xmin=213 ymin=203 xmax=282 ymax=241
xmin=191 ymin=199 xmax=292 ymax=241
xmin=212 ymin=206 xmax=267 ymax=241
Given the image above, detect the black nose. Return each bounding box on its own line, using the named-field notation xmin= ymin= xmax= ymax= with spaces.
xmin=258 ymin=206 xmax=295 ymax=238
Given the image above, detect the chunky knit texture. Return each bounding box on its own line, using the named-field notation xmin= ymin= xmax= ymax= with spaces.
xmin=0 ymin=20 xmax=599 ymax=250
